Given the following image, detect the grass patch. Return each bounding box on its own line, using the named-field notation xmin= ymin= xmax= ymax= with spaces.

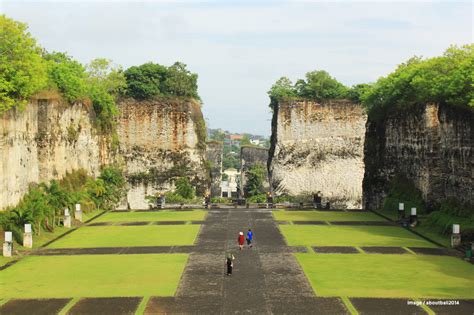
xmin=273 ymin=211 xmax=382 ymax=222
xmin=280 ymin=225 xmax=437 ymax=247
xmin=295 ymin=253 xmax=474 ymax=298
xmin=48 ymin=225 xmax=200 ymax=248
xmin=94 ymin=210 xmax=206 ymax=223
xmin=0 ymin=254 xmax=188 ymax=299
xmin=0 ymin=256 xmax=15 ymax=267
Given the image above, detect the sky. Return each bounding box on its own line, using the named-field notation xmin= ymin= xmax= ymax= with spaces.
xmin=1 ymin=0 xmax=472 ymax=136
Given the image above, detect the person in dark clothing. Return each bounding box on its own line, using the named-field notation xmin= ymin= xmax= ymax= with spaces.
xmin=246 ymin=228 xmax=253 ymax=248
xmin=226 ymin=253 xmax=235 ymax=276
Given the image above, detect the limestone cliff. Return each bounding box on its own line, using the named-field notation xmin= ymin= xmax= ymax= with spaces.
xmin=117 ymin=98 xmax=208 ymax=209
xmin=0 ymin=92 xmax=113 ymax=210
xmin=240 ymin=146 xmax=269 ymax=197
xmin=206 ymin=141 xmax=223 ymax=198
xmin=268 ymin=99 xmax=366 ymax=208
xmin=363 ymin=103 xmax=474 ymax=211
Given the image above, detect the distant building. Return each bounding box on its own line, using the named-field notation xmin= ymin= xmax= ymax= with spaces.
xmin=250 ymin=139 xmax=260 ymax=146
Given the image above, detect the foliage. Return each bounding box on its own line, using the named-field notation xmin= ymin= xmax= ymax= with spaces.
xmin=174 ymin=177 xmax=195 ymax=200
xmin=210 ymin=197 xmax=232 ymax=204
xmin=246 ymin=193 xmax=267 ymax=203
xmin=363 ymin=45 xmax=474 ymax=121
xmin=346 ymin=83 xmax=372 ymax=103
xmin=164 ymin=192 xmax=188 ymax=204
xmin=424 ymin=198 xmax=474 ymax=241
xmin=382 ymin=175 xmax=425 ymax=215
xmin=244 ymin=164 xmax=266 ymax=197
xmin=268 ymin=71 xmax=349 ymax=109
xmin=124 ymin=62 xmax=200 ymax=100
xmin=296 ymin=70 xmax=348 ymax=100
xmin=0 ymin=15 xmax=48 ymax=113
xmin=0 ymin=167 xmax=125 ymax=242
xmin=44 ymin=52 xmax=88 ymax=103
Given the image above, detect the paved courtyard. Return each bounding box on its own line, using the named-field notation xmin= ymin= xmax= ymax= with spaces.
xmin=0 ymin=208 xmax=473 ymax=314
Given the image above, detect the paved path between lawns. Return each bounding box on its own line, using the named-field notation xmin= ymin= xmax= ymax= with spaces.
xmin=145 ymin=208 xmax=348 ymax=314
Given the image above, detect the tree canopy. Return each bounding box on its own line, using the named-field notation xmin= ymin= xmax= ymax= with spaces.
xmin=124 ymin=61 xmax=200 ymax=100
xmin=0 ymin=15 xmax=48 ymax=112
xmin=363 ymin=44 xmax=474 ymax=120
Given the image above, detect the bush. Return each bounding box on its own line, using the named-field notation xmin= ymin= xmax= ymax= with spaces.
xmin=175 ymin=177 xmax=195 ymax=200
xmin=164 ymin=192 xmax=187 ymax=204
xmin=0 ymin=167 xmax=126 ymax=241
xmin=247 ymin=194 xmax=267 ymax=203
xmin=244 ymin=164 xmax=266 ymax=197
xmin=382 ymin=175 xmax=425 ymax=214
xmin=210 ymin=197 xmax=231 ymax=204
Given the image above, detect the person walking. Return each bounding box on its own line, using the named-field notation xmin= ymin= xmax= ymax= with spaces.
xmin=226 ymin=253 xmax=235 ymax=276
xmin=246 ymin=228 xmax=253 ymax=248
xmin=238 ymin=232 xmax=245 ymax=250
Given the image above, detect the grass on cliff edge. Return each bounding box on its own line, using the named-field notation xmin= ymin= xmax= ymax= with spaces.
xmin=280 ymin=225 xmax=437 ymax=247
xmin=296 ymin=253 xmax=474 ymax=298
xmin=0 ymin=254 xmax=188 ymax=298
xmin=273 ymin=210 xmax=382 ymax=222
xmin=94 ymin=210 xmax=206 ymax=223
xmin=48 ymin=225 xmax=200 ymax=248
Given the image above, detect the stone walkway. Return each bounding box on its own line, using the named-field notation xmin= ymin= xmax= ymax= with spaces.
xmin=145 ymin=208 xmax=348 ymax=314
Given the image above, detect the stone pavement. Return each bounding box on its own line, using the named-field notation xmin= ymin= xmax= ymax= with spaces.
xmin=145 ymin=208 xmax=348 ymax=314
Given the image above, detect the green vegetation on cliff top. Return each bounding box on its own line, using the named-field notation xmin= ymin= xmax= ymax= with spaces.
xmin=0 ymin=15 xmax=201 ymax=128
xmin=268 ymin=44 xmax=473 ymax=117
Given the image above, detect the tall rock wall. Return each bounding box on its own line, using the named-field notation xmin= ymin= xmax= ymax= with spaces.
xmin=363 ymin=103 xmax=474 ymax=211
xmin=268 ymin=99 xmax=366 ymax=208
xmin=0 ymin=93 xmax=112 ymax=210
xmin=117 ymin=98 xmax=208 ymax=209
xmin=240 ymin=146 xmax=269 ymax=197
xmin=206 ymin=141 xmax=223 ymax=198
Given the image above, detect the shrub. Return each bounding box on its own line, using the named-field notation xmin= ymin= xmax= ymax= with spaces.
xmin=247 ymin=194 xmax=267 ymax=203
xmin=382 ymin=175 xmax=425 ymax=214
xmin=244 ymin=164 xmax=266 ymax=197
xmin=175 ymin=177 xmax=195 ymax=200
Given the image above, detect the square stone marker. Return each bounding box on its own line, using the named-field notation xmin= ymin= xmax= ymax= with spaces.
xmin=0 ymin=298 xmax=71 ymax=315
xmin=68 ymin=297 xmax=141 ymax=315
xmin=350 ymin=298 xmax=427 ymax=315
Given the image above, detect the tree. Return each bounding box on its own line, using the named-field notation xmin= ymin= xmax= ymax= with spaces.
xmin=346 ymin=83 xmax=373 ymax=103
xmin=175 ymin=177 xmax=195 ymax=200
xmin=267 ymin=76 xmax=296 ymax=100
xmin=244 ymin=164 xmax=266 ymax=197
xmin=85 ymin=58 xmax=126 ymax=95
xmin=297 ymin=70 xmax=348 ymax=100
xmin=163 ymin=62 xmax=199 ymax=99
xmin=0 ymin=15 xmax=48 ymax=113
xmin=124 ymin=62 xmax=168 ymax=99
xmin=363 ymin=44 xmax=474 ymax=119
xmin=44 ymin=52 xmax=88 ymax=103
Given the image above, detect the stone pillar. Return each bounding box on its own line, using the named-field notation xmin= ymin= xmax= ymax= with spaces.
xmin=3 ymin=231 xmax=13 ymax=257
xmin=398 ymin=203 xmax=405 ymax=220
xmin=23 ymin=224 xmax=33 ymax=248
xmin=75 ymin=204 xmax=82 ymax=222
xmin=64 ymin=208 xmax=71 ymax=228
xmin=451 ymin=224 xmax=461 ymax=247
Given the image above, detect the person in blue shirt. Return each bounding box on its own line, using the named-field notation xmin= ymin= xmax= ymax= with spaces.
xmin=246 ymin=228 xmax=253 ymax=248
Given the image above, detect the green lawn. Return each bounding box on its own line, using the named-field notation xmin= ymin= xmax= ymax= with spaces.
xmin=0 ymin=254 xmax=188 ymax=298
xmin=280 ymin=225 xmax=437 ymax=247
xmin=48 ymin=225 xmax=200 ymax=248
xmin=273 ymin=210 xmax=383 ymax=222
xmin=94 ymin=210 xmax=207 ymax=223
xmin=295 ymin=253 xmax=474 ymax=298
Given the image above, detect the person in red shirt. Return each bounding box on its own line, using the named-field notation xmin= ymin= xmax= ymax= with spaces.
xmin=238 ymin=232 xmax=245 ymax=250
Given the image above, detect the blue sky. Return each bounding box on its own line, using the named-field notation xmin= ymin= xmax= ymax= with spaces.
xmin=1 ymin=0 xmax=472 ymax=136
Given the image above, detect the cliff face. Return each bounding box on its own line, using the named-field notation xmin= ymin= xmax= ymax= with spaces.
xmin=0 ymin=93 xmax=113 ymax=210
xmin=363 ymin=103 xmax=474 ymax=211
xmin=117 ymin=98 xmax=208 ymax=209
xmin=206 ymin=142 xmax=223 ymax=198
xmin=268 ymin=99 xmax=366 ymax=208
xmin=240 ymin=146 xmax=269 ymax=197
